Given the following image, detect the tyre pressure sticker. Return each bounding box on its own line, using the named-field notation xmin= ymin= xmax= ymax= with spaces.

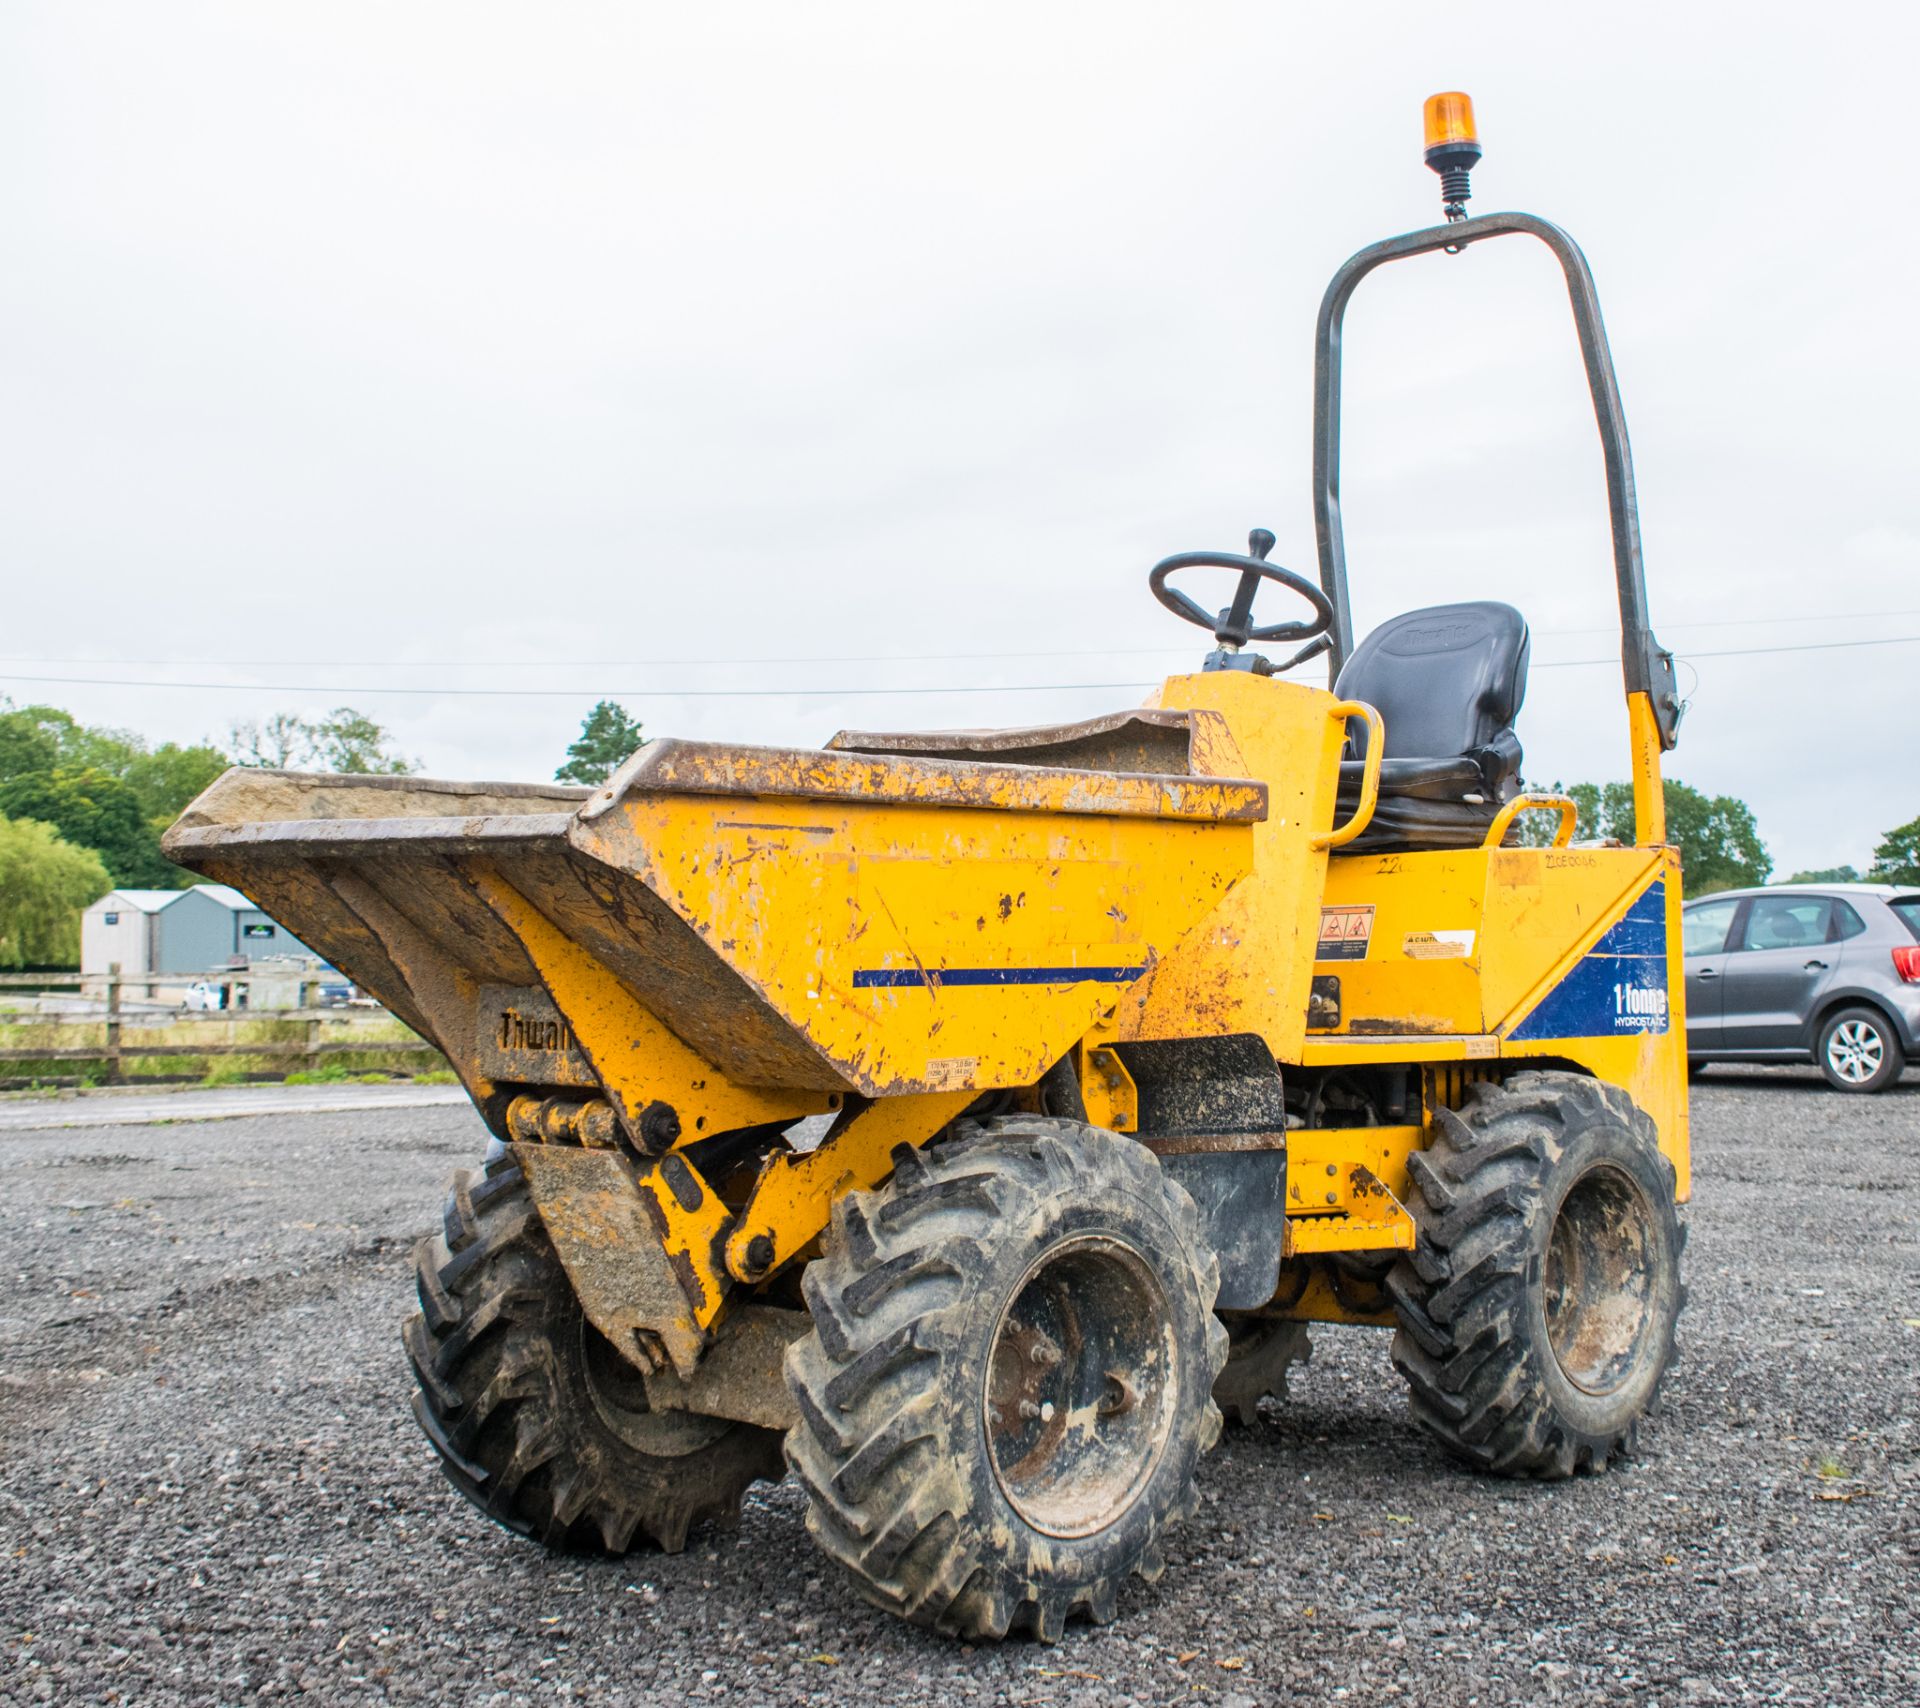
xmin=1316 ymin=905 xmax=1375 ymax=961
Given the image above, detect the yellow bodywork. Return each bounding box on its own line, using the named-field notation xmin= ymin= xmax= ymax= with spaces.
xmin=163 ymin=661 xmax=1688 ymax=1362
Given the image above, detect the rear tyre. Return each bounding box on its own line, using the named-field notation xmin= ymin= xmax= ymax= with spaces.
xmin=783 ymin=1116 xmax=1228 ymax=1641
xmin=404 ymin=1156 xmax=784 ymax=1553
xmin=1386 ymin=1072 xmax=1684 ymax=1477
xmin=1817 ymin=1005 xmax=1905 ymax=1093
xmin=1213 ymin=1316 xmax=1312 ymax=1427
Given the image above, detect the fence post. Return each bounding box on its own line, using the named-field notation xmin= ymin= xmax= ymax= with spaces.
xmin=306 ymin=1015 xmax=323 ymax=1076
xmin=105 ymin=962 xmax=123 ymax=1086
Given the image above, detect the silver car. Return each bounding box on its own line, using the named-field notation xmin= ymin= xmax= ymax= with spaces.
xmin=1682 ymin=884 xmax=1920 ymax=1092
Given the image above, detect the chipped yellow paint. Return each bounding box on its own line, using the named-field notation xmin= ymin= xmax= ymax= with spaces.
xmin=168 ymin=646 xmax=1691 ymax=1356
xmin=1307 ymin=845 xmax=1689 ymax=1198
xmin=1075 ymin=1005 xmax=1138 ymax=1133
xmin=725 ymin=1089 xmax=978 ymax=1281
xmin=466 ymin=862 xmax=831 ymax=1146
xmin=1282 ymin=1125 xmax=1419 ymax=1254
xmin=571 ymin=778 xmax=1259 ymax=1099
xmin=630 ymin=1151 xmax=736 ymax=1331
xmin=1123 ymin=671 xmax=1350 ymax=1060
xmin=1077 ymin=1040 xmax=1138 ymax=1133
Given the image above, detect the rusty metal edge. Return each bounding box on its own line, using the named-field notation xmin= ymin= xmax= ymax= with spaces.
xmin=581 ymin=737 xmax=1268 ymax=824
xmin=824 ymin=707 xmax=1201 ymax=757
xmin=165 ymin=813 xmax=580 ymax=857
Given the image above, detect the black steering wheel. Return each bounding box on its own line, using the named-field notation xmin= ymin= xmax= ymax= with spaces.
xmin=1149 ymin=528 xmax=1335 ymax=649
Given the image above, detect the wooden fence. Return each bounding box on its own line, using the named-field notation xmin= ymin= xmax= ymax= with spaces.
xmin=0 ymin=966 xmax=443 ymax=1084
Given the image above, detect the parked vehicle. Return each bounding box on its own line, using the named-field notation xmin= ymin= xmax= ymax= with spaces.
xmin=182 ymin=980 xmax=228 ymax=1012
xmin=1682 ymin=885 xmax=1920 ymax=1092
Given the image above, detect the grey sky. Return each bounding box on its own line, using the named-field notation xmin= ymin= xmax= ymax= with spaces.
xmin=3 ymin=2 xmax=1916 ymax=875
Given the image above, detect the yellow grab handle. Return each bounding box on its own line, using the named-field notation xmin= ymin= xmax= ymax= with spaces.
xmin=1482 ymin=792 xmax=1579 ymax=849
xmin=1311 ymin=699 xmax=1384 ymax=852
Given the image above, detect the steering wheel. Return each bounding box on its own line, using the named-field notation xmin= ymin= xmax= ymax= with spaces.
xmin=1149 ymin=528 xmax=1335 ymax=649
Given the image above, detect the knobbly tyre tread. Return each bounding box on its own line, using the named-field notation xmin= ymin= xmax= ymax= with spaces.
xmin=1385 ymin=1070 xmax=1686 ymax=1478
xmin=1213 ymin=1317 xmax=1312 ymax=1428
xmin=404 ymin=1154 xmax=784 ymax=1554
xmin=783 ymin=1116 xmax=1230 ymax=1642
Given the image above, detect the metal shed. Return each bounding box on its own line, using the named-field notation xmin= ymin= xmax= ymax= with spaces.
xmin=80 ymin=883 xmax=324 ymax=985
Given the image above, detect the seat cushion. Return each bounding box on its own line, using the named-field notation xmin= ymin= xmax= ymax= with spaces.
xmin=1333 ymin=601 xmax=1530 ymax=773
xmin=1330 ymin=601 xmax=1530 ymax=852
xmin=1339 ymin=754 xmax=1487 ymax=801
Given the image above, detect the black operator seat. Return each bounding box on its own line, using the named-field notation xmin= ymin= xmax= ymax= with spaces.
xmin=1331 ymin=600 xmax=1531 ymax=853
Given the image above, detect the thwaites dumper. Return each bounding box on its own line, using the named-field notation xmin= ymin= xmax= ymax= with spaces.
xmin=166 ymin=101 xmax=1690 ymax=1642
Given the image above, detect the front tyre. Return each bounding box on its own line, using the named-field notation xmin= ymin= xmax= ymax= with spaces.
xmin=783 ymin=1117 xmax=1228 ymax=1642
xmin=1386 ymin=1072 xmax=1684 ymax=1477
xmin=1818 ymin=1005 xmax=1905 ymax=1093
xmin=404 ymin=1157 xmax=784 ymax=1553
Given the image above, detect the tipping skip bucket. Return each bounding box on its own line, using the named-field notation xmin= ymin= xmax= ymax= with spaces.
xmin=163 ymin=715 xmax=1268 ymax=1115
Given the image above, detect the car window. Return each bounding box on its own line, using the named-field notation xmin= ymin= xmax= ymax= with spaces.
xmin=1891 ymin=898 xmax=1920 ymax=943
xmin=1830 ymin=899 xmax=1867 ymax=941
xmin=1682 ymin=898 xmax=1741 ymax=956
xmin=1740 ymin=895 xmax=1831 ymax=951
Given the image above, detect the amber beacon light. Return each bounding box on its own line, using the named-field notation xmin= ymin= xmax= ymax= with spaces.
xmin=1422 ymin=91 xmax=1482 ymax=221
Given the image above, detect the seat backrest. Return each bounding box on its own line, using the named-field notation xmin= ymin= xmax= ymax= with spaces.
xmin=1334 ymin=601 xmax=1530 ymax=765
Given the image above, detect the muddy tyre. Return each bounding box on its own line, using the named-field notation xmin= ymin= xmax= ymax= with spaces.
xmin=405 ymin=1156 xmax=784 ymax=1553
xmin=784 ymin=1117 xmax=1228 ymax=1641
xmin=1213 ymin=1317 xmax=1312 ymax=1427
xmin=1386 ymin=1072 xmax=1684 ymax=1477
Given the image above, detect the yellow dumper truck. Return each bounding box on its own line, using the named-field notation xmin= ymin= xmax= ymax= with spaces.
xmin=165 ymin=98 xmax=1688 ymax=1642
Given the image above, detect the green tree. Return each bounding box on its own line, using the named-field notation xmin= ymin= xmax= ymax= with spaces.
xmin=1515 ymin=776 xmax=1769 ymax=892
xmin=122 ymin=741 xmax=231 ymax=822
xmin=1785 ymin=864 xmax=1862 ymax=885
xmin=1870 ymin=816 xmax=1920 ymax=885
xmin=227 ymin=711 xmax=311 ymax=769
xmin=0 ymin=767 xmax=178 ymax=888
xmin=0 ymin=814 xmax=114 ymax=967
xmin=313 ymin=708 xmax=415 ymax=773
xmin=229 ymin=707 xmax=415 ymax=774
xmin=0 ymin=704 xmax=66 ymax=779
xmin=1663 ymin=782 xmax=1770 ymax=892
xmin=1 ymin=701 xmax=232 ymax=829
xmin=556 ymin=701 xmax=646 ymax=786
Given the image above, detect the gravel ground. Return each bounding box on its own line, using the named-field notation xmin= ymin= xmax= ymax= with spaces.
xmin=3 ymin=1069 xmax=1916 ymax=1706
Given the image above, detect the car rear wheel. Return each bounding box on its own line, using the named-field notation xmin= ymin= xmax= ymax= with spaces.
xmin=1817 ymin=1006 xmax=1905 ymax=1094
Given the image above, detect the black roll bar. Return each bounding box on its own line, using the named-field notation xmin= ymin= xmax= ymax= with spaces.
xmin=1310 ymin=210 xmax=1682 ymax=750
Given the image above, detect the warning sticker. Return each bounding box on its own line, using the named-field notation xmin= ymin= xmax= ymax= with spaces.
xmin=1403 ymin=929 xmax=1476 ymax=960
xmin=1316 ymin=905 xmax=1375 ymax=962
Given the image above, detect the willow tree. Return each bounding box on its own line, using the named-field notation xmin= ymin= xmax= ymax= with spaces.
xmin=0 ymin=815 xmax=113 ymax=968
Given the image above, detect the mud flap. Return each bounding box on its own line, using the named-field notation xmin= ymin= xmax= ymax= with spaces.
xmin=1156 ymin=1149 xmax=1288 ymax=1309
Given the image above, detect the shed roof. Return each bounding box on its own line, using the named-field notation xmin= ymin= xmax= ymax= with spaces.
xmin=194 ymin=884 xmax=255 ymax=910
xmin=98 ymin=889 xmax=188 ymax=914
xmin=95 ymin=884 xmax=256 ymax=914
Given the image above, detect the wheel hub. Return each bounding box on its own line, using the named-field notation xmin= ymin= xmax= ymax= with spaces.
xmin=1542 ymin=1165 xmax=1659 ymax=1397
xmin=578 ymin=1319 xmax=731 ymax=1458
xmin=983 ymin=1235 xmax=1176 ymax=1539
xmin=1828 ymin=1019 xmax=1884 ymax=1084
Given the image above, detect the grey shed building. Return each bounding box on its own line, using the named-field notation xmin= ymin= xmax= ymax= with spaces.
xmin=80 ymin=884 xmax=325 ymax=983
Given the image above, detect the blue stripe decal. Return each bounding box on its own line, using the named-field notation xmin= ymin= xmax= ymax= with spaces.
xmin=853 ymin=965 xmax=1148 ymax=989
xmin=1507 ymin=880 xmax=1671 ymax=1042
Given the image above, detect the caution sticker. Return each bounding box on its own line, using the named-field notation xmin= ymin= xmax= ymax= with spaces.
xmin=1403 ymin=929 xmax=1475 ymax=960
xmin=1316 ymin=905 xmax=1375 ymax=961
